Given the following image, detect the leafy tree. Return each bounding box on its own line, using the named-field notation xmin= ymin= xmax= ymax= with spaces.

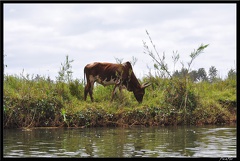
xmin=172 ymin=70 xmax=180 ymax=78
xmin=208 ymin=66 xmax=218 ymax=83
xmin=189 ymin=70 xmax=198 ymax=82
xmin=173 ymin=68 xmax=198 ymax=82
xmin=197 ymin=68 xmax=208 ymax=82
xmin=227 ymin=69 xmax=236 ymax=80
xmin=172 ymin=68 xmax=188 ymax=79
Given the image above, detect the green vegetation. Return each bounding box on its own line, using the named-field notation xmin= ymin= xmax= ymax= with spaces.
xmin=3 ymin=31 xmax=236 ymax=129
xmin=3 ymin=68 xmax=236 ymax=129
xmin=3 ymin=72 xmax=236 ymax=129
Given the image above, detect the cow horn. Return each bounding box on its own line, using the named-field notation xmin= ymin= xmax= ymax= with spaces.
xmin=142 ymin=82 xmax=151 ymax=88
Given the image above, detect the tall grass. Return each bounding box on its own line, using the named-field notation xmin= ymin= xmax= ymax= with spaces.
xmin=3 ymin=72 xmax=236 ymax=129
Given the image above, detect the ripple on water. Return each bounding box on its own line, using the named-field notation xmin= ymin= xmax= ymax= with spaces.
xmin=48 ymin=149 xmax=58 ymax=152
xmin=3 ymin=126 xmax=236 ymax=157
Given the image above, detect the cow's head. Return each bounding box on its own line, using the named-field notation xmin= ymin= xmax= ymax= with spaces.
xmin=133 ymin=82 xmax=151 ymax=103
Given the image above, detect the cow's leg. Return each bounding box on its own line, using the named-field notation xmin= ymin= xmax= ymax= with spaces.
xmin=111 ymin=84 xmax=119 ymax=101
xmin=84 ymin=82 xmax=90 ymax=101
xmin=89 ymin=90 xmax=94 ymax=102
xmin=89 ymin=81 xmax=95 ymax=102
xmin=119 ymin=84 xmax=123 ymax=93
xmin=118 ymin=84 xmax=124 ymax=100
xmin=84 ymin=76 xmax=95 ymax=102
xmin=84 ymin=83 xmax=94 ymax=102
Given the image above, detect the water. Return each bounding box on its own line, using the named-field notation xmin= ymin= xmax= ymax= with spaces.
xmin=3 ymin=125 xmax=236 ymax=158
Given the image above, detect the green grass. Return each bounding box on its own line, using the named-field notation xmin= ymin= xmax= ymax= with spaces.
xmin=3 ymin=74 xmax=236 ymax=129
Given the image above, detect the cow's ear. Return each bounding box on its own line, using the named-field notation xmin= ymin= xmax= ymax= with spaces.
xmin=142 ymin=82 xmax=151 ymax=89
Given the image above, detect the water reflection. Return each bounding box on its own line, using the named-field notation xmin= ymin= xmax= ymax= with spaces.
xmin=3 ymin=125 xmax=236 ymax=158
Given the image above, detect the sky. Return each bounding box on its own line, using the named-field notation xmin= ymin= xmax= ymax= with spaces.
xmin=3 ymin=3 xmax=236 ymax=81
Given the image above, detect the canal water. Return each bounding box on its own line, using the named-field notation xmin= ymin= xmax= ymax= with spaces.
xmin=3 ymin=125 xmax=236 ymax=158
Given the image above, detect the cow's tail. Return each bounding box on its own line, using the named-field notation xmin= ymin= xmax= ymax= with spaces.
xmin=83 ymin=66 xmax=86 ymax=86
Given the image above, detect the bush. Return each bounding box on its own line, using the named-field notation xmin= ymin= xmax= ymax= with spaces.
xmin=69 ymin=79 xmax=84 ymax=100
xmin=166 ymin=78 xmax=198 ymax=112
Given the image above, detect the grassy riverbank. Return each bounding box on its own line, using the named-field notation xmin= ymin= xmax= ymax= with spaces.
xmin=3 ymin=74 xmax=236 ymax=129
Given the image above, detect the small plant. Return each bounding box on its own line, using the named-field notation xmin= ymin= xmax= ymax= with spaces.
xmin=56 ymin=55 xmax=74 ymax=83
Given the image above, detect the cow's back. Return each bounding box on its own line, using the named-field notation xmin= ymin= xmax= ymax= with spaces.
xmin=84 ymin=62 xmax=110 ymax=78
xmin=84 ymin=62 xmax=119 ymax=82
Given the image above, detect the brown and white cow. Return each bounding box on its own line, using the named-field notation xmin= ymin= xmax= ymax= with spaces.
xmin=84 ymin=61 xmax=151 ymax=103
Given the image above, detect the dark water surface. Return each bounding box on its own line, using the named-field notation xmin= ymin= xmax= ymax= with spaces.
xmin=3 ymin=125 xmax=236 ymax=158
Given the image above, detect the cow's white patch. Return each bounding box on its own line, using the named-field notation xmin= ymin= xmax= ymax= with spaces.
xmin=101 ymin=77 xmax=117 ymax=85
xmin=93 ymin=75 xmax=118 ymax=86
xmin=89 ymin=75 xmax=95 ymax=82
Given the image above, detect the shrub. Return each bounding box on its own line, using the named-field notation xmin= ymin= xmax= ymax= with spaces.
xmin=69 ymin=79 xmax=84 ymax=100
